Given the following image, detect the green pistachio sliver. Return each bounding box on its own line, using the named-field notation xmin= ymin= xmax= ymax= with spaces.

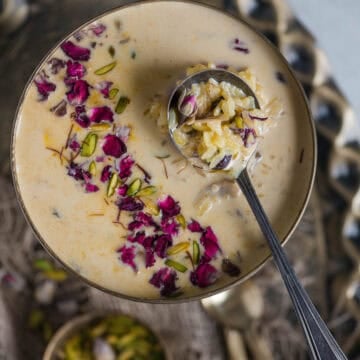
xmin=165 ymin=259 xmax=188 ymax=273
xmin=126 ymin=178 xmax=142 ymax=196
xmin=33 ymin=259 xmax=53 ymax=272
xmin=193 ymin=241 xmax=200 ymax=265
xmin=109 ymin=88 xmax=119 ymax=100
xmin=43 ymin=269 xmax=67 ymax=281
xmin=176 ymin=214 xmax=186 ymax=229
xmin=107 ymin=173 xmax=119 ymax=197
xmin=94 ymin=61 xmax=117 ymax=75
xmin=89 ymin=161 xmax=96 ymax=176
xmin=167 ymin=241 xmax=189 ymax=256
xmin=142 ymin=197 xmax=159 ymax=215
xmin=136 ymin=186 xmax=157 ymax=197
xmin=28 ymin=309 xmax=44 ymax=329
xmin=115 ymin=96 xmax=130 ymax=114
xmin=80 ymin=133 xmax=98 ymax=157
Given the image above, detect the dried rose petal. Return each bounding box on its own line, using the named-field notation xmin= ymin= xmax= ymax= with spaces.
xmin=85 ymin=183 xmax=99 ymax=193
xmin=117 ymin=245 xmax=137 ymax=272
xmin=200 ymin=226 xmax=221 ymax=262
xmin=154 ymin=234 xmax=172 ymax=258
xmin=115 ymin=126 xmax=131 ymax=142
xmin=68 ymin=138 xmax=80 ymax=151
xmin=187 ymin=219 xmax=203 ymax=233
xmin=179 ymin=94 xmax=197 ymax=117
xmin=232 ymin=38 xmax=249 ymax=54
xmin=95 ymin=81 xmax=113 ymax=98
xmin=73 ymin=105 xmax=90 ymax=128
xmin=145 ymin=249 xmax=156 ymax=268
xmin=117 ymin=197 xmax=144 ymax=211
xmin=117 ymin=184 xmax=128 ymax=196
xmin=127 ymin=231 xmax=145 ymax=245
xmin=89 ymin=106 xmax=114 ymax=123
xmin=118 ymin=155 xmax=134 ymax=179
xmin=102 ymin=135 xmax=127 ymax=158
xmin=66 ymin=80 xmax=90 ymax=105
xmin=158 ymin=195 xmax=181 ymax=218
xmin=136 ymin=212 xmax=156 ymax=227
xmin=100 ymin=165 xmax=112 ymax=182
xmin=128 ymin=221 xmax=143 ymax=231
xmin=34 ymin=74 xmax=56 ymax=101
xmin=60 ymin=41 xmax=91 ymax=61
xmin=191 ymin=263 xmax=218 ymax=288
xmin=48 ymin=58 xmax=65 ymax=74
xmin=89 ymin=23 xmax=106 ymax=36
xmin=160 ymin=218 xmax=179 ymax=236
xmin=66 ymin=60 xmax=86 ymax=78
xmin=149 ymin=267 xmax=178 ymax=296
xmin=67 ymin=162 xmax=90 ymax=181
xmin=50 ymin=100 xmax=67 ymax=117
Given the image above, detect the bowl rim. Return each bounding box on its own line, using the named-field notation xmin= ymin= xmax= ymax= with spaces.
xmin=42 ymin=311 xmax=172 ymax=360
xmin=10 ymin=0 xmax=317 ymax=304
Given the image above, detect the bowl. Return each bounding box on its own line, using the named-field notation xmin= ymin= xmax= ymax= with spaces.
xmin=43 ymin=312 xmax=171 ymax=360
xmin=11 ymin=0 xmax=316 ymax=302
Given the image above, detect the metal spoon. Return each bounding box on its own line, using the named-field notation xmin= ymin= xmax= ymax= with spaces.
xmin=167 ymin=69 xmax=347 ymax=360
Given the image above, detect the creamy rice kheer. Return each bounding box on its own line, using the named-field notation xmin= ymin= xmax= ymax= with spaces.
xmin=12 ymin=1 xmax=314 ymax=299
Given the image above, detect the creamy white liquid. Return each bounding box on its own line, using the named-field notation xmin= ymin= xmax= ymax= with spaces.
xmin=13 ymin=1 xmax=314 ymax=300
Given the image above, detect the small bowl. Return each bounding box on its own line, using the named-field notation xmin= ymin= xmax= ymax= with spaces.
xmin=43 ymin=312 xmax=171 ymax=360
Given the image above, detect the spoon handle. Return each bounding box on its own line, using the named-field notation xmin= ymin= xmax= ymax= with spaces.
xmin=236 ymin=169 xmax=347 ymax=360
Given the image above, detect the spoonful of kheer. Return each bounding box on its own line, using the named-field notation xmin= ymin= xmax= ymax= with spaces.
xmin=167 ymin=68 xmax=347 ymax=360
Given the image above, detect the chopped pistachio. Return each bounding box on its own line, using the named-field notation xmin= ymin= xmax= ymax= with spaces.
xmin=193 ymin=241 xmax=200 ymax=265
xmin=165 ymin=259 xmax=188 ymax=273
xmin=176 ymin=214 xmax=186 ymax=229
xmin=126 ymin=178 xmax=142 ymax=196
xmin=90 ymin=123 xmax=112 ymax=131
xmin=107 ymin=173 xmax=119 ymax=197
xmin=33 ymin=259 xmax=53 ymax=272
xmin=80 ymin=133 xmax=98 ymax=157
xmin=136 ymin=186 xmax=157 ymax=197
xmin=141 ymin=198 xmax=159 ymax=215
xmin=43 ymin=269 xmax=67 ymax=281
xmin=109 ymin=88 xmax=119 ymax=99
xmin=117 ymin=349 xmax=136 ymax=360
xmin=115 ymin=96 xmax=130 ymax=114
xmin=167 ymin=241 xmax=189 ymax=255
xmin=89 ymin=161 xmax=96 ymax=176
xmin=90 ymin=322 xmax=107 ymax=338
xmin=235 ymin=116 xmax=244 ymax=128
xmin=94 ymin=61 xmax=117 ymax=75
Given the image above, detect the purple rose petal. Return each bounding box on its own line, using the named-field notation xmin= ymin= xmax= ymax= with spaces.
xmin=85 ymin=183 xmax=99 ymax=193
xmin=127 ymin=231 xmax=145 ymax=245
xmin=200 ymin=226 xmax=221 ymax=262
xmin=231 ymin=38 xmax=249 ymax=54
xmin=136 ymin=212 xmax=156 ymax=227
xmin=102 ymin=135 xmax=127 ymax=158
xmin=154 ymin=234 xmax=172 ymax=258
xmin=89 ymin=106 xmax=114 ymax=123
xmin=73 ymin=105 xmax=90 ymax=128
xmin=187 ymin=219 xmax=203 ymax=233
xmin=160 ymin=218 xmax=179 ymax=236
xmin=89 ymin=23 xmax=106 ymax=36
xmin=117 ymin=197 xmax=144 ymax=212
xmin=47 ymin=58 xmax=65 ymax=74
xmin=66 ymin=60 xmax=86 ymax=78
xmin=60 ymin=41 xmax=91 ymax=61
xmin=191 ymin=263 xmax=218 ymax=288
xmin=66 ymin=80 xmax=90 ymax=105
xmin=67 ymin=162 xmax=90 ymax=181
xmin=145 ymin=249 xmax=156 ymax=268
xmin=95 ymin=81 xmax=113 ymax=98
xmin=34 ymin=74 xmax=56 ymax=101
xmin=158 ymin=195 xmax=181 ymax=219
xmin=149 ymin=267 xmax=178 ymax=296
xmin=100 ymin=165 xmax=112 ymax=182
xmin=117 ymin=184 xmax=128 ymax=196
xmin=117 ymin=245 xmax=137 ymax=272
xmin=68 ymin=137 xmax=80 ymax=151
xmin=118 ymin=155 xmax=134 ymax=179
